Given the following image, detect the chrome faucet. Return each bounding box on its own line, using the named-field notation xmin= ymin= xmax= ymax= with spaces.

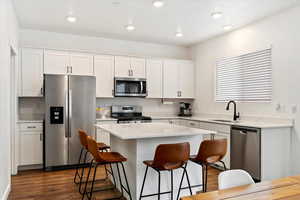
xmin=226 ymin=100 xmax=240 ymax=121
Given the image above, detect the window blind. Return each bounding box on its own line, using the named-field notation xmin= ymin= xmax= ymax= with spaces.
xmin=216 ymin=48 xmax=272 ymax=102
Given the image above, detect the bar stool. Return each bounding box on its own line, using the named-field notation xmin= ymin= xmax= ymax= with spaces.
xmin=189 ymin=139 xmax=227 ymax=192
xmin=139 ymin=142 xmax=192 ymax=200
xmin=82 ymin=136 xmax=132 ymax=200
xmin=74 ymin=129 xmax=111 ymax=194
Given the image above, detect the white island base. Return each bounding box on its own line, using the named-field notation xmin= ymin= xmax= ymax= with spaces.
xmin=96 ymin=123 xmax=215 ymax=200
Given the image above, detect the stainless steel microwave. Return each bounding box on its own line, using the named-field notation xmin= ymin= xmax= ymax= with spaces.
xmin=114 ymin=77 xmax=147 ymax=97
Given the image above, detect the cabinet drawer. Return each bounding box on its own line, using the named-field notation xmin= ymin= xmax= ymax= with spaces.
xmin=19 ymin=123 xmax=43 ymax=132
xmin=185 ymin=120 xmax=201 ymax=128
xmin=199 ymin=122 xmax=231 ymax=134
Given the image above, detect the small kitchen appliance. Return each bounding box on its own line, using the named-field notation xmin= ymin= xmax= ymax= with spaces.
xmin=178 ymin=102 xmax=192 ymax=117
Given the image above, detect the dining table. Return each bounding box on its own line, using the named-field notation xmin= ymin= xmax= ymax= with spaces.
xmin=181 ymin=175 xmax=300 ymax=200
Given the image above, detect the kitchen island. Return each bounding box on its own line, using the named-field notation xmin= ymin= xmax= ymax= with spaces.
xmin=95 ymin=123 xmax=216 ymax=200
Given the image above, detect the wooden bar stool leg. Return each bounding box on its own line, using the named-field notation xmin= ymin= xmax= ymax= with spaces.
xmin=81 ymin=159 xmax=94 ymax=200
xmin=74 ymin=147 xmax=84 ymax=184
xmin=116 ymin=163 xmax=124 ymax=196
xmin=176 ymin=166 xmax=186 ymax=200
xmin=170 ymin=170 xmax=173 ymax=200
xmin=87 ymin=163 xmax=98 ymax=200
xmin=183 ymin=163 xmax=192 ymax=195
xmin=158 ymin=170 xmax=161 ymax=200
xmin=79 ymin=151 xmax=89 ymax=194
xmin=121 ymin=162 xmax=133 ymax=200
xmin=139 ymin=166 xmax=149 ymax=200
xmin=109 ymin=163 xmax=117 ymax=186
xmin=205 ymin=164 xmax=208 ymax=192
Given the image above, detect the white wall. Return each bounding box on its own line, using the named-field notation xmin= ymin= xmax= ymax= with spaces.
xmin=0 ymin=0 xmax=19 ymax=199
xmin=189 ymin=5 xmax=300 ymax=175
xmin=19 ymin=29 xmax=189 ymax=59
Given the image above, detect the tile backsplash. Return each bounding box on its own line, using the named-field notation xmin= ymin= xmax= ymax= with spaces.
xmin=18 ymin=97 xmax=193 ymax=120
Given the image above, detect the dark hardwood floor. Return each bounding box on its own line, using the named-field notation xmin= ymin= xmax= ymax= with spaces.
xmin=9 ymin=166 xmax=221 ymax=200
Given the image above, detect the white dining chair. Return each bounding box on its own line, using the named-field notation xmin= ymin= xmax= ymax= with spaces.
xmin=218 ymin=169 xmax=255 ymax=190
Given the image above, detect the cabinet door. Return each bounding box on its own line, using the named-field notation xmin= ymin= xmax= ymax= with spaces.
xmin=179 ymin=60 xmax=195 ymax=98
xmin=131 ymin=57 xmax=146 ymax=78
xmin=44 ymin=50 xmax=69 ymax=74
xmin=94 ymin=55 xmax=114 ymax=98
xmin=163 ymin=60 xmax=180 ymax=98
xmin=21 ymin=48 xmax=44 ymax=97
xmin=115 ymin=56 xmax=131 ymax=78
xmin=20 ymin=132 xmax=43 ymax=165
xmin=70 ymin=53 xmax=94 ymax=76
xmin=146 ymin=59 xmax=162 ymax=98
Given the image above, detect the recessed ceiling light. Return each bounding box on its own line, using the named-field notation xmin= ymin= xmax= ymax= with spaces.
xmin=125 ymin=24 xmax=136 ymax=31
xmin=153 ymin=0 xmax=165 ymax=8
xmin=175 ymin=32 xmax=183 ymax=37
xmin=211 ymin=12 xmax=223 ymax=19
xmin=223 ymin=25 xmax=232 ymax=30
xmin=66 ymin=16 xmax=77 ymax=23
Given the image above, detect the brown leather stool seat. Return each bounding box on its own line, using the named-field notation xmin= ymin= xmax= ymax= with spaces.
xmin=81 ymin=136 xmax=132 ymax=200
xmin=95 ymin=152 xmax=127 ymax=163
xmin=139 ymin=142 xmax=192 ymax=200
xmin=189 ymin=139 xmax=227 ymax=193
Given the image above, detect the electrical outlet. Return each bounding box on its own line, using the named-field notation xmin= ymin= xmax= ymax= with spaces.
xmin=291 ymin=104 xmax=297 ymax=114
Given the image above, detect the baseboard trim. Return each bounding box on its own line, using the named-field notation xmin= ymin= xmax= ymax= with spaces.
xmin=1 ymin=184 xmax=11 ymax=200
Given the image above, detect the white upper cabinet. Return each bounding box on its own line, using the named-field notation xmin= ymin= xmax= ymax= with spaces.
xmin=20 ymin=48 xmax=44 ymax=97
xmin=115 ymin=56 xmax=146 ymax=78
xmin=70 ymin=53 xmax=94 ymax=76
xmin=94 ymin=55 xmax=114 ymax=98
xmin=179 ymin=60 xmax=194 ymax=98
xmin=44 ymin=50 xmax=69 ymax=74
xmin=130 ymin=57 xmax=146 ymax=78
xmin=115 ymin=56 xmax=131 ymax=77
xmin=147 ymin=59 xmax=163 ymax=98
xmin=44 ymin=50 xmax=94 ymax=75
xmin=163 ymin=59 xmax=195 ymax=99
xmin=163 ymin=60 xmax=180 ymax=98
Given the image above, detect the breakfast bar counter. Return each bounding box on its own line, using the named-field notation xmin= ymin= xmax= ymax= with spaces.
xmin=95 ymin=123 xmax=216 ymax=200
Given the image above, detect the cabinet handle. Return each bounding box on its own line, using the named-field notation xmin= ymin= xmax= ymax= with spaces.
xmin=128 ymin=69 xmax=131 ymax=76
xmin=70 ymin=66 xmax=73 ymax=74
xmin=112 ymin=90 xmax=115 ymax=96
xmin=177 ymin=91 xmax=180 ymax=97
xmin=27 ymin=126 xmax=36 ymax=129
xmin=66 ymin=66 xmax=69 ymax=73
xmin=40 ymin=88 xmax=43 ymax=95
xmin=190 ymin=122 xmax=195 ymax=126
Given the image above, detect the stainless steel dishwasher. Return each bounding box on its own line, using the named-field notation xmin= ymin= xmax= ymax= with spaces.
xmin=231 ymin=126 xmax=261 ymax=181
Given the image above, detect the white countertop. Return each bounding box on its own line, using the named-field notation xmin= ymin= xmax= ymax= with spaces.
xmin=96 ymin=114 xmax=294 ymax=129
xmin=95 ymin=122 xmax=215 ymax=140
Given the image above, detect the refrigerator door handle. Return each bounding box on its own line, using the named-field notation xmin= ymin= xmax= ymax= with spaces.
xmin=68 ymin=89 xmax=72 ymax=138
xmin=65 ymin=90 xmax=69 ymax=138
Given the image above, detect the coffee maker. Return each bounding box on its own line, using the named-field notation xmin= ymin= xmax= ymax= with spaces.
xmin=178 ymin=102 xmax=192 ymax=117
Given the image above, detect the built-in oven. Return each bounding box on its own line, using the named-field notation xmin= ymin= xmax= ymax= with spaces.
xmin=114 ymin=77 xmax=147 ymax=97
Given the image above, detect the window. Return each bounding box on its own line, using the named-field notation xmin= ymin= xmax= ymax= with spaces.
xmin=216 ymin=48 xmax=272 ymax=102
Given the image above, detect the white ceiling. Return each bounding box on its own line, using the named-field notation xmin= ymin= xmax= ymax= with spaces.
xmin=13 ymin=0 xmax=299 ymax=46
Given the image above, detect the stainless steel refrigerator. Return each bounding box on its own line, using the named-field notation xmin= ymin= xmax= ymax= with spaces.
xmin=44 ymin=74 xmax=96 ymax=170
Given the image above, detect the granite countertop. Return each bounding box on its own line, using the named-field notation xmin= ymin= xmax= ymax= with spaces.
xmin=95 ymin=122 xmax=215 ymax=140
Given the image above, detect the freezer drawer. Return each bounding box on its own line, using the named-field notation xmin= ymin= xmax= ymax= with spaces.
xmin=230 ymin=126 xmax=261 ymax=181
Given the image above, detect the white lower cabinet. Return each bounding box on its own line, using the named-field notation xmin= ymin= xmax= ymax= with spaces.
xmin=19 ymin=123 xmax=43 ymax=166
xmin=96 ymin=121 xmax=117 ymax=145
xmin=198 ymin=122 xmax=231 ymax=169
